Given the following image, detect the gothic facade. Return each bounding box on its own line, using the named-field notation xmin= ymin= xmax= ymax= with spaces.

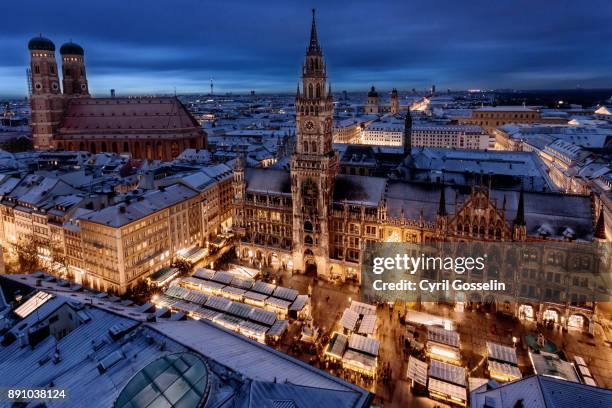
xmin=232 ymin=11 xmax=604 ymax=332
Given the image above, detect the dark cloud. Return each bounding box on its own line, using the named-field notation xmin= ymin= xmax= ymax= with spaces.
xmin=1 ymin=0 xmax=611 ymax=96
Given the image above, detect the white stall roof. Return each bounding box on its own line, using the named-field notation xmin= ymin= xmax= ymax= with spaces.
xmin=205 ymin=295 xmax=232 ymax=312
xmin=273 ymin=286 xmax=299 ymax=302
xmin=213 ymin=313 xmax=243 ymax=330
xmin=252 ymin=281 xmax=276 ymax=296
xmin=290 ymin=295 xmax=309 ymax=311
xmin=184 ymin=291 xmax=208 ymax=306
xmin=193 ymin=268 xmax=215 ymax=280
xmin=349 ymin=301 xmax=376 ymax=316
xmin=239 ymin=320 xmax=268 ymax=337
xmin=180 ymin=277 xmax=204 ymax=289
xmin=192 ymin=308 xmax=220 ymax=321
xmin=231 ymin=277 xmax=254 ymax=290
xmin=211 ymin=271 xmax=234 ymax=285
xmin=198 ymin=280 xmax=226 ymax=293
xmin=265 ymin=297 xmax=291 ymax=310
xmin=220 ymin=286 xmax=246 ymax=297
xmin=428 ymin=378 xmax=467 ymax=402
xmin=244 ymin=291 xmax=269 ymax=302
xmin=427 ymin=326 xmax=460 ymax=348
xmin=468 ymin=377 xmax=489 ymax=391
xmin=358 ymin=314 xmax=377 ymax=335
xmin=326 ymin=333 xmax=348 ymax=359
xmin=407 ymin=356 xmax=428 ymax=386
xmin=266 ymin=320 xmax=289 ymax=338
xmin=348 ymin=334 xmax=380 ymax=357
xmin=227 ymin=302 xmax=253 ymax=319
xmin=486 ymin=341 xmax=518 ymax=365
xmin=429 ymin=359 xmax=466 ymax=386
xmin=343 ymin=350 xmax=377 ymax=372
xmin=249 ymin=308 xmax=277 ymax=326
xmin=488 ymin=360 xmax=522 ymax=380
xmin=340 ymin=309 xmax=359 ymax=331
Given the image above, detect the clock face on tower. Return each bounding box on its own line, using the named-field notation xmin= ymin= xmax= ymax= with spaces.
xmin=304 ymin=120 xmax=315 ymax=132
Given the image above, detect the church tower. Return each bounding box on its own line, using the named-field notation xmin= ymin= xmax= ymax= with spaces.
xmin=366 ymin=86 xmax=380 ymax=113
xmin=60 ymin=42 xmax=89 ymax=97
xmin=390 ymin=88 xmax=399 ymax=114
xmin=291 ymin=9 xmax=338 ymax=278
xmin=28 ymin=36 xmax=64 ymax=150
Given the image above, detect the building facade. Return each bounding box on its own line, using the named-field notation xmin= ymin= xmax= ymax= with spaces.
xmin=27 ymin=37 xmax=206 ymax=159
xmin=232 ymin=10 xmax=606 ymax=332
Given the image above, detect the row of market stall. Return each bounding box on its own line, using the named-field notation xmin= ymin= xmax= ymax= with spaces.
xmin=180 ymin=268 xmax=310 ymax=320
xmin=324 ymin=301 xmax=381 ymax=378
xmin=408 ymin=322 xmax=526 ymax=406
xmin=154 ymin=282 xmax=288 ymax=343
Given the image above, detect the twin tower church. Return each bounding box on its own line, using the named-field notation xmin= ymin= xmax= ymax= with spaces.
xmin=27 ymin=36 xmax=206 ymax=160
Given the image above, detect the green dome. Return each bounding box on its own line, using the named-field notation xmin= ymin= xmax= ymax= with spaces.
xmin=28 ymin=36 xmax=55 ymax=52
xmin=60 ymin=42 xmax=84 ymax=56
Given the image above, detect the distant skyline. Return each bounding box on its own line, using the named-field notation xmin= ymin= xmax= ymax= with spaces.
xmin=1 ymin=0 xmax=611 ymax=97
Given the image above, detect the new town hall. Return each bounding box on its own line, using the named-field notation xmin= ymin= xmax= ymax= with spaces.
xmin=233 ymin=11 xmax=608 ymax=332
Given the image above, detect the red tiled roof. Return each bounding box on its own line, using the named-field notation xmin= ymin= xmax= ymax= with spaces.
xmin=57 ymin=97 xmax=204 ymax=139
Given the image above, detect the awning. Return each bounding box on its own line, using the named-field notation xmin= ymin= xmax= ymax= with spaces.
xmin=486 ymin=341 xmax=518 ymax=365
xmin=358 ymin=314 xmax=377 ymax=335
xmin=428 ymin=378 xmax=467 ymax=402
xmin=326 ymin=332 xmax=348 ymax=360
xmin=348 ymin=333 xmax=380 ymax=357
xmin=343 ymin=350 xmax=377 ymax=374
xmin=340 ymin=309 xmax=359 ymax=331
xmin=407 ymin=356 xmax=428 ymax=386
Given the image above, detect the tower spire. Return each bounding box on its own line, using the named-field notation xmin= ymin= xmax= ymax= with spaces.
xmin=308 ymin=8 xmax=321 ymax=54
xmin=594 ymin=208 xmax=607 ymax=240
xmin=515 ymin=188 xmax=525 ymax=226
xmin=438 ymin=185 xmax=447 ymax=217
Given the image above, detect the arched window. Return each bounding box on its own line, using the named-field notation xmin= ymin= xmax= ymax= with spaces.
xmin=305 ymin=235 xmax=313 ymax=245
xmin=101 ymin=142 xmax=107 ymax=152
xmin=112 ymin=142 xmax=118 ymax=153
xmin=90 ymin=142 xmax=97 ymax=154
xmin=34 ymin=65 xmax=40 ymax=74
xmin=303 ymin=141 xmax=308 ymax=153
xmin=304 ymin=221 xmax=313 ymax=232
xmin=311 ymin=142 xmax=317 ymax=153
xmin=79 ymin=141 xmax=85 ymax=151
xmin=156 ymin=142 xmax=163 ymax=160
xmin=308 ymin=84 xmax=313 ymax=99
xmin=316 ymin=83 xmax=321 ymax=98
xmin=171 ymin=142 xmax=179 ymax=158
xmin=123 ymin=142 xmax=129 ymax=153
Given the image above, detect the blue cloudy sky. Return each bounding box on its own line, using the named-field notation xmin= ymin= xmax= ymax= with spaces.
xmin=1 ymin=0 xmax=611 ymax=97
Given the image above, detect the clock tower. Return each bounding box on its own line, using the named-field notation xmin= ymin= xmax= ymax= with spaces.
xmin=291 ymin=9 xmax=338 ymax=278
